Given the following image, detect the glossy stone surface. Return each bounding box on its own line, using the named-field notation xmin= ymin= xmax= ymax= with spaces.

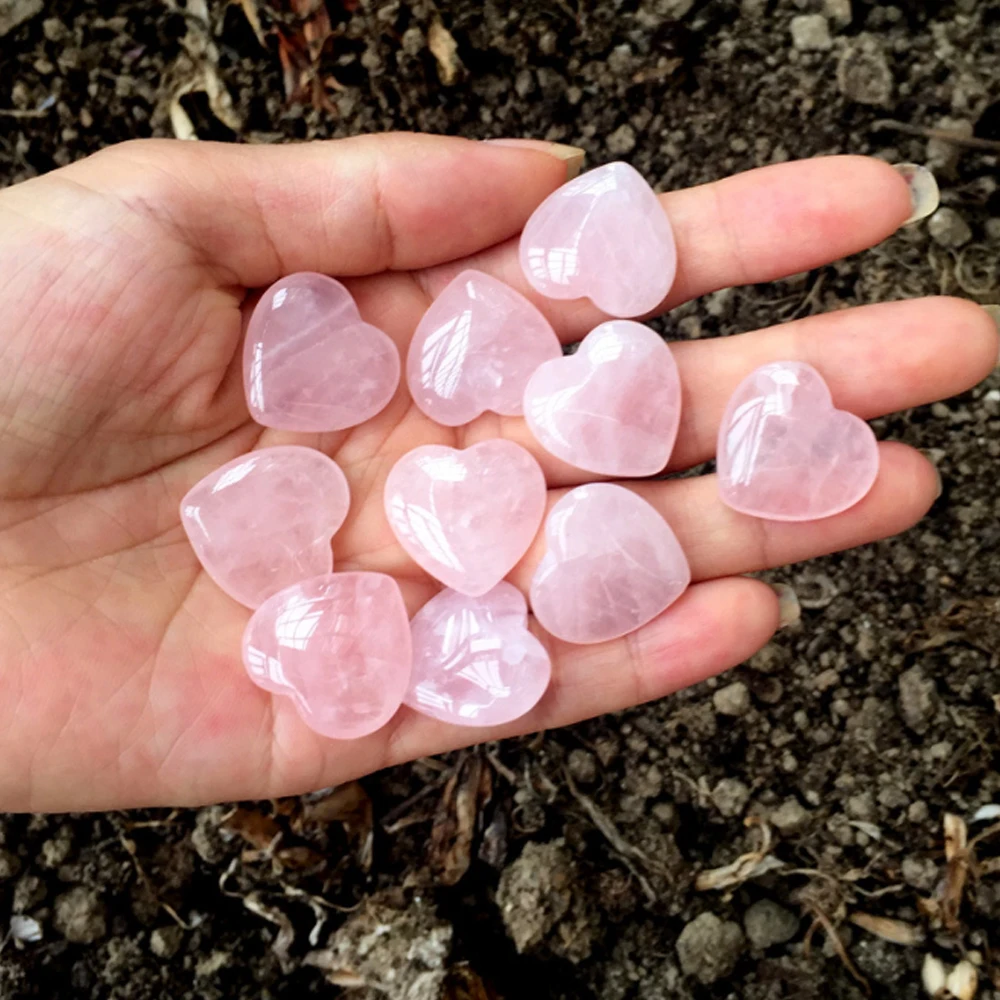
xmin=530 ymin=483 xmax=690 ymax=644
xmin=519 ymin=162 xmax=677 ymax=318
xmin=180 ymin=446 xmax=350 ymax=609
xmin=717 ymin=361 xmax=879 ymax=521
xmin=405 ymin=583 xmax=551 ymax=727
xmin=242 ymin=572 xmax=411 ymax=739
xmin=408 ymin=269 xmax=562 ymax=426
xmin=244 ymin=272 xmax=399 ymax=431
xmin=523 ymin=320 xmax=681 ymax=476
xmin=384 ymin=441 xmax=546 ymax=597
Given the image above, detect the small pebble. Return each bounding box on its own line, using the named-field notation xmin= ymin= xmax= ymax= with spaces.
xmin=713 ymin=681 xmax=751 ymax=717
xmin=928 ymin=207 xmax=972 ymax=249
xmin=790 ymin=14 xmax=832 ymax=51
xmin=770 ymin=797 xmax=810 ymax=834
xmin=677 ymin=912 xmax=745 ymax=985
xmin=744 ymin=899 xmax=800 ymax=949
xmin=712 ymin=778 xmax=751 ymax=817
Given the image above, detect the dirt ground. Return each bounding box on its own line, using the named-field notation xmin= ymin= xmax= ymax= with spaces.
xmin=2 ymin=0 xmax=1000 ymax=997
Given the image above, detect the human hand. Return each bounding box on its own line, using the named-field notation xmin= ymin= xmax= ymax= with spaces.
xmin=0 ymin=134 xmax=995 ymax=812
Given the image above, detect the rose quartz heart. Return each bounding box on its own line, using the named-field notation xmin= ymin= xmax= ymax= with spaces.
xmin=180 ymin=446 xmax=350 ymax=609
xmin=244 ymin=271 xmax=400 ymax=431
xmin=242 ymin=572 xmax=411 ymax=739
xmin=384 ymin=441 xmax=546 ymax=597
xmin=405 ymin=583 xmax=551 ymax=727
xmin=523 ymin=320 xmax=681 ymax=476
xmin=407 ymin=269 xmax=562 ymax=426
xmin=519 ymin=162 xmax=677 ymax=318
xmin=717 ymin=361 xmax=879 ymax=521
xmin=530 ymin=483 xmax=690 ymax=644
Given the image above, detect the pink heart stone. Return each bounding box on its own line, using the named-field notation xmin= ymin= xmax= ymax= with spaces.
xmin=405 ymin=583 xmax=551 ymax=727
xmin=523 ymin=320 xmax=681 ymax=476
xmin=407 ymin=269 xmax=562 ymax=427
xmin=530 ymin=483 xmax=690 ymax=645
xmin=242 ymin=572 xmax=411 ymax=740
xmin=717 ymin=361 xmax=879 ymax=521
xmin=384 ymin=441 xmax=546 ymax=597
xmin=243 ymin=271 xmax=400 ymax=431
xmin=519 ymin=162 xmax=677 ymax=318
xmin=180 ymin=446 xmax=350 ymax=609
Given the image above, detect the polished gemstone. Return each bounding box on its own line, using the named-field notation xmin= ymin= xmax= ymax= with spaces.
xmin=180 ymin=446 xmax=350 ymax=609
xmin=384 ymin=441 xmax=546 ymax=597
xmin=407 ymin=269 xmax=562 ymax=426
xmin=519 ymin=162 xmax=677 ymax=318
xmin=530 ymin=483 xmax=690 ymax=644
xmin=523 ymin=320 xmax=681 ymax=476
xmin=717 ymin=361 xmax=879 ymax=521
xmin=405 ymin=583 xmax=551 ymax=727
xmin=244 ymin=271 xmax=400 ymax=431
xmin=242 ymin=572 xmax=411 ymax=739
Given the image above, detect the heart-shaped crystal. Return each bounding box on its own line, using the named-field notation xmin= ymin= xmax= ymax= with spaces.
xmin=523 ymin=320 xmax=681 ymax=476
xmin=519 ymin=162 xmax=677 ymax=318
xmin=180 ymin=446 xmax=350 ymax=608
xmin=384 ymin=441 xmax=546 ymax=597
xmin=242 ymin=572 xmax=411 ymax=739
xmin=244 ymin=271 xmax=400 ymax=431
xmin=405 ymin=583 xmax=551 ymax=727
xmin=717 ymin=361 xmax=879 ymax=521
xmin=407 ymin=269 xmax=562 ymax=426
xmin=530 ymin=483 xmax=690 ymax=644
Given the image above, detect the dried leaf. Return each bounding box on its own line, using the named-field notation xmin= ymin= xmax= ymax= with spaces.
xmin=164 ymin=0 xmax=241 ymax=139
xmin=940 ymin=812 xmax=970 ymax=931
xmin=444 ymin=965 xmax=500 ymax=1000
xmin=231 ymin=0 xmax=265 ymax=46
xmin=222 ymin=807 xmax=282 ymax=851
xmin=849 ymin=911 xmax=924 ymax=947
xmin=430 ymin=754 xmax=492 ymax=886
xmin=923 ymin=954 xmax=948 ymax=997
xmin=973 ymin=804 xmax=1000 ymax=823
xmin=242 ymin=893 xmax=296 ymax=973
xmin=276 ymin=0 xmax=335 ymax=109
xmin=947 ymin=960 xmax=979 ymax=1000
xmin=300 ymin=782 xmax=373 ymax=872
xmin=428 ymin=18 xmax=461 ymax=86
xmin=274 ymin=844 xmax=326 ymax=871
xmin=696 ymin=818 xmax=781 ymax=891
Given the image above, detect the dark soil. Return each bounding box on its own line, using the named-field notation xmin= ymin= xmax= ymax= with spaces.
xmin=2 ymin=1 xmax=1000 ymax=998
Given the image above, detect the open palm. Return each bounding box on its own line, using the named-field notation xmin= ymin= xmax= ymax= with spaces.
xmin=0 ymin=134 xmax=994 ymax=812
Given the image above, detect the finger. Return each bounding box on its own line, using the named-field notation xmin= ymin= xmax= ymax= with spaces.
xmin=505 ymin=442 xmax=936 ymax=593
xmin=61 ymin=134 xmax=575 ymax=287
xmin=491 ymin=297 xmax=999 ymax=485
xmin=418 ymin=155 xmax=914 ymax=342
xmin=355 ymin=577 xmax=780 ymax=782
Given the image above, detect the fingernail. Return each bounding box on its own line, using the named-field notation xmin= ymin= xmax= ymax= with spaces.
xmin=769 ymin=583 xmax=801 ymax=630
xmin=484 ymin=138 xmax=586 ymax=180
xmin=920 ymin=449 xmax=944 ymax=499
xmin=893 ymin=163 xmax=939 ymax=225
xmin=983 ymin=305 xmax=1000 ymax=368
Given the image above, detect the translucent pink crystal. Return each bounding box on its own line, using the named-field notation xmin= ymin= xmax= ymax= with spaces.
xmin=180 ymin=446 xmax=350 ymax=609
xmin=530 ymin=483 xmax=690 ymax=644
xmin=407 ymin=269 xmax=562 ymax=426
xmin=519 ymin=162 xmax=677 ymax=318
xmin=243 ymin=272 xmax=400 ymax=431
xmin=523 ymin=320 xmax=681 ymax=477
xmin=405 ymin=583 xmax=551 ymax=727
xmin=384 ymin=441 xmax=546 ymax=597
xmin=242 ymin=572 xmax=411 ymax=739
xmin=717 ymin=361 xmax=879 ymax=521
